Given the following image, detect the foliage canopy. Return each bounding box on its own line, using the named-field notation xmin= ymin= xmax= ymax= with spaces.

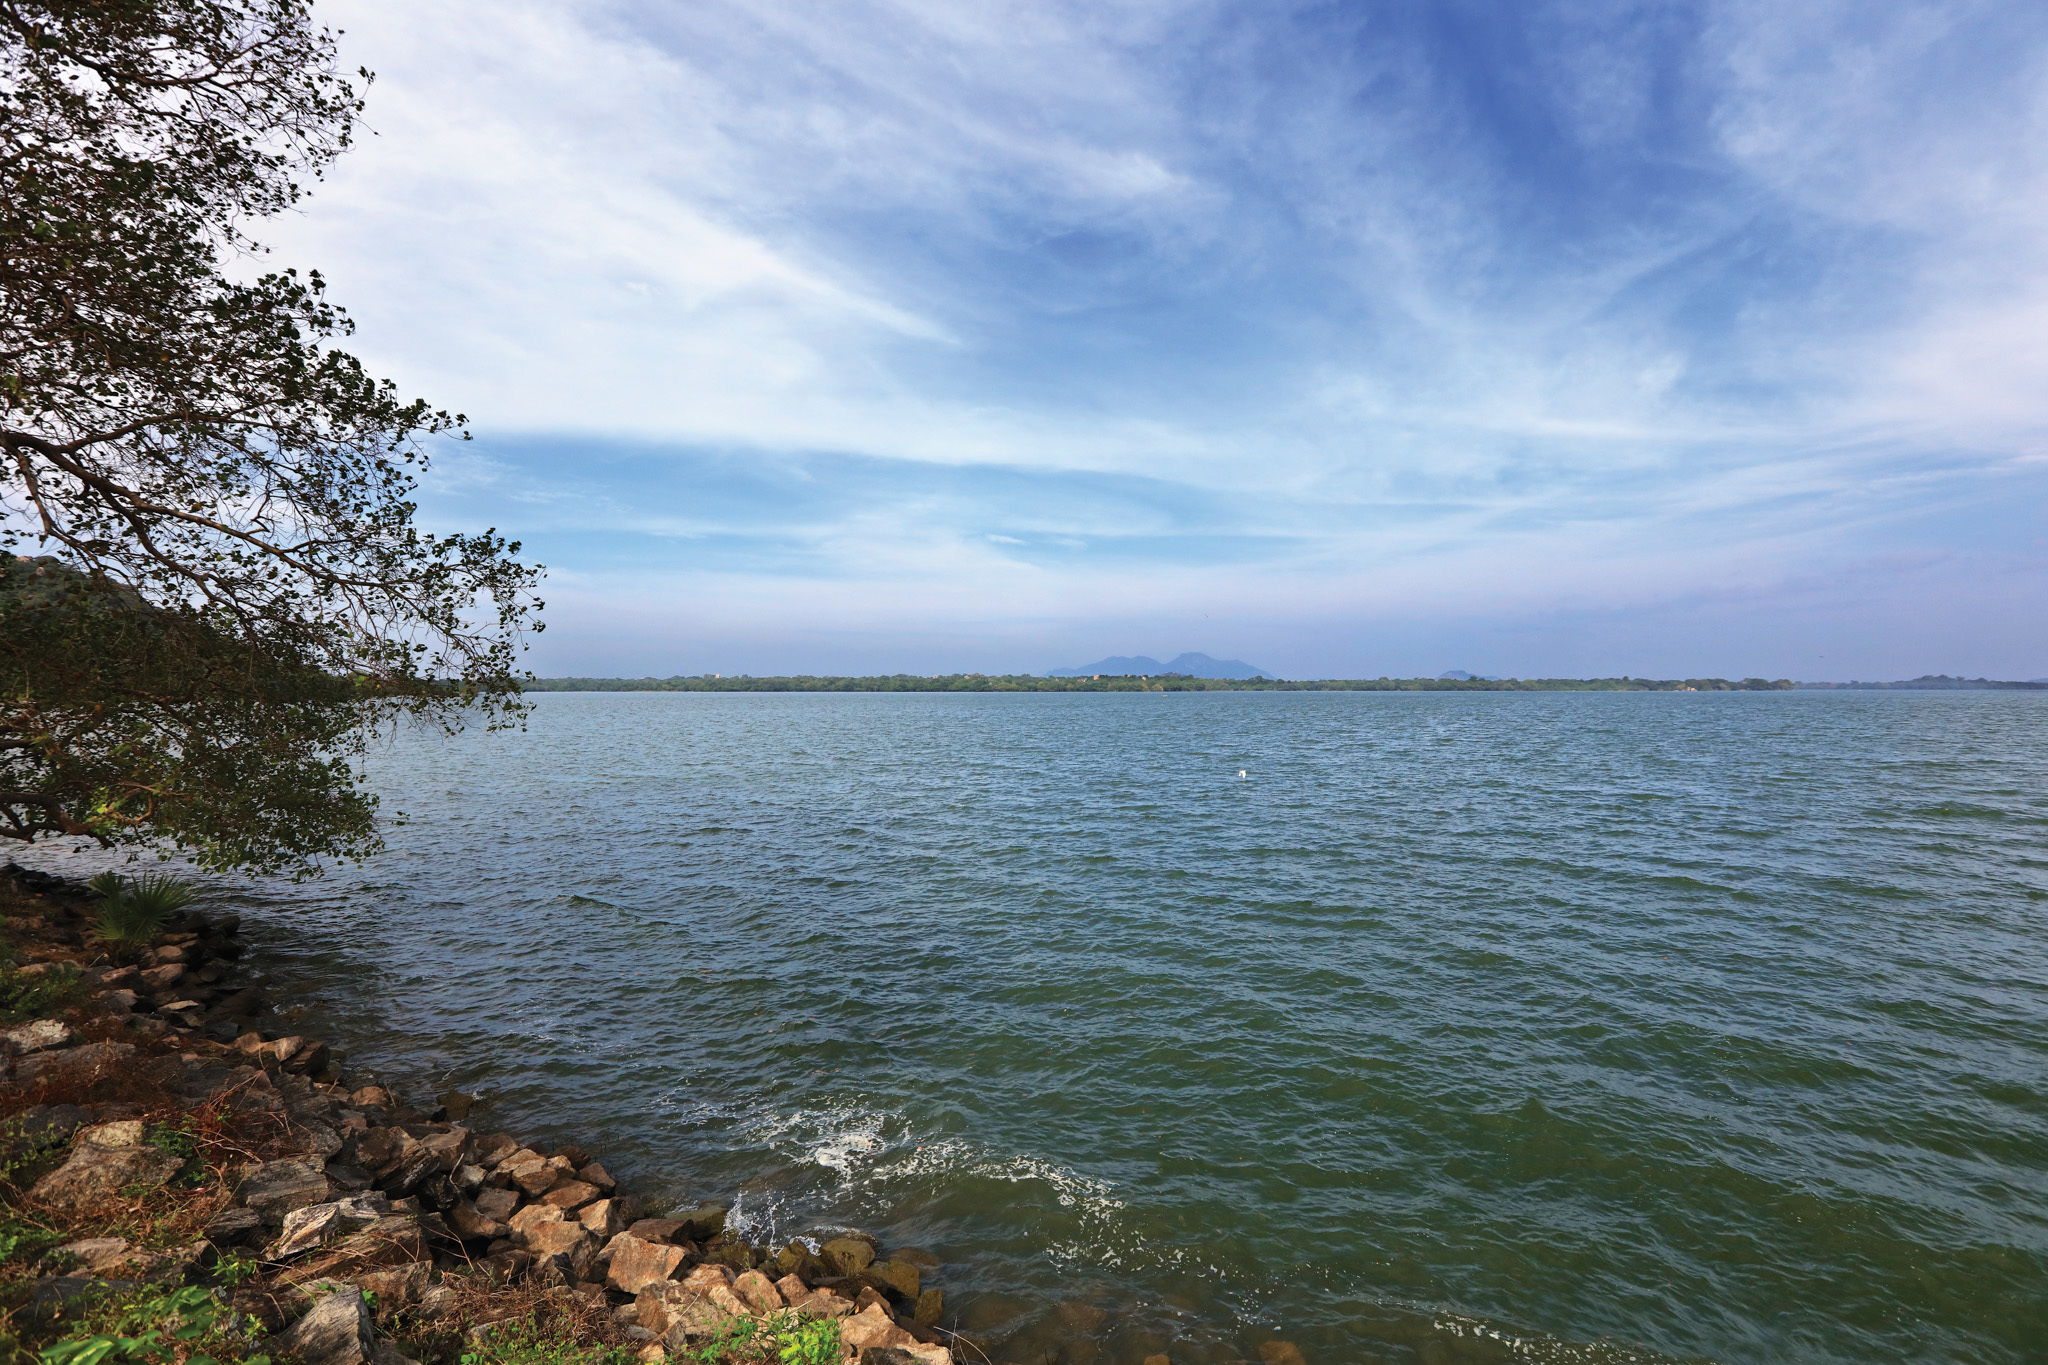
xmin=1 ymin=0 xmax=541 ymax=869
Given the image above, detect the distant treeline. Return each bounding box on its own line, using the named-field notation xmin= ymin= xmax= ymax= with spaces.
xmin=523 ymin=674 xmax=1802 ymax=693
xmin=1795 ymin=674 xmax=2048 ymax=690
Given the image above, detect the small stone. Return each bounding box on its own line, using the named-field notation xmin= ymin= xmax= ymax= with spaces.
xmin=541 ymin=1179 xmax=599 ymax=1210
xmin=855 ymin=1286 xmax=891 ymax=1314
xmin=914 ymin=1289 xmax=944 ymax=1325
xmin=3 ymin=1019 xmax=76 ymax=1052
xmin=576 ymin=1162 xmax=616 ymax=1190
xmin=435 ymin=1091 xmax=476 ymax=1121
xmin=1256 ymin=1345 xmax=1307 ymax=1365
xmin=731 ymin=1269 xmax=783 ymax=1314
xmin=1142 ymin=1356 xmax=1172 ymax=1365
xmin=607 ymin=1235 xmax=687 ymax=1294
xmin=268 ymin=1289 xmax=374 ymax=1365
xmin=775 ymin=1273 xmax=809 ymax=1301
xmin=100 ymin=989 xmax=140 ymax=1012
xmin=452 ymin=1163 xmax=486 ymax=1195
xmin=350 ymin=1086 xmax=393 ymax=1109
xmin=635 ymin=1345 xmax=666 ymax=1364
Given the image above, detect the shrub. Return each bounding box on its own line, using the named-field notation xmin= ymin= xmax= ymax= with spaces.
xmin=87 ymin=873 xmax=196 ymax=945
xmin=35 ymin=1283 xmax=265 ymax=1365
xmin=0 ymin=962 xmax=86 ymax=1025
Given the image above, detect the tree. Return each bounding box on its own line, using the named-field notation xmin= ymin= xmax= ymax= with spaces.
xmin=1 ymin=0 xmax=542 ymax=870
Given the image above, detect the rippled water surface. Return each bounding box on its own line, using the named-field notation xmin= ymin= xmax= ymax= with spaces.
xmin=39 ymin=691 xmax=2048 ymax=1363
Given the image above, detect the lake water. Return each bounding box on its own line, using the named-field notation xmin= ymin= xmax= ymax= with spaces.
xmin=31 ymin=690 xmax=2048 ymax=1363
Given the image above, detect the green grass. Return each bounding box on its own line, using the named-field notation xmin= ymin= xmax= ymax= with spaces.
xmin=456 ymin=1318 xmax=636 ymax=1365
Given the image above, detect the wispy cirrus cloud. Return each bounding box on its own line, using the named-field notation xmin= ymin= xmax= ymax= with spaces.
xmin=272 ymin=0 xmax=2048 ymax=677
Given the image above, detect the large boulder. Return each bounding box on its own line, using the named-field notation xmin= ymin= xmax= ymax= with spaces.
xmin=473 ymin=1186 xmax=519 ymax=1223
xmin=540 ymin=1179 xmax=599 ymax=1210
xmin=507 ymin=1202 xmax=563 ymax=1244
xmin=2 ymin=1019 xmax=76 ymax=1052
xmin=607 ymin=1236 xmax=686 ymax=1295
xmin=16 ymin=1040 xmax=137 ymax=1085
xmin=31 ymin=1142 xmax=182 ymax=1212
xmin=730 ymin=1269 xmax=784 ymax=1315
xmin=265 ymin=1196 xmax=390 ymax=1260
xmin=278 ymin=1217 xmax=431 ymax=1287
xmin=526 ymin=1222 xmax=598 ymax=1283
xmin=839 ymin=1303 xmax=919 ymax=1358
xmin=269 ymin=1289 xmax=375 ymax=1365
xmin=864 ymin=1259 xmax=919 ymax=1302
xmin=821 ymin=1237 xmax=876 ymax=1277
xmin=447 ymin=1200 xmax=507 ymax=1241
xmin=579 ymin=1196 xmax=637 ymax=1239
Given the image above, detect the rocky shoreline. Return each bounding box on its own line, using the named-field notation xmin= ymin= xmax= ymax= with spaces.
xmin=3 ymin=862 xmax=1148 ymax=1365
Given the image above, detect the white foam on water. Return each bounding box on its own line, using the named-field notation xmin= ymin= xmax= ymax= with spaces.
xmin=735 ymin=1101 xmax=896 ymax=1179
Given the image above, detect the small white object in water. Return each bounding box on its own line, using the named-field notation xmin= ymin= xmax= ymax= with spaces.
xmin=1238 ymin=769 xmax=1248 ymax=779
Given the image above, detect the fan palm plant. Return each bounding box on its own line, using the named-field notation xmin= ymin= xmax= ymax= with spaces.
xmin=87 ymin=872 xmax=196 ymax=948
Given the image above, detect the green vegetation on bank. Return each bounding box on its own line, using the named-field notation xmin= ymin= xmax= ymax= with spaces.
xmin=525 ymin=674 xmax=1799 ymax=693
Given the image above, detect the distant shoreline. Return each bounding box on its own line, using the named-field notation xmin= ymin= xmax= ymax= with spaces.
xmin=519 ymin=673 xmax=2048 ymax=693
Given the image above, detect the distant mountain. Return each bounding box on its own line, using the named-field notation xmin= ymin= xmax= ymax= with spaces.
xmin=1048 ymin=651 xmax=1273 ymax=679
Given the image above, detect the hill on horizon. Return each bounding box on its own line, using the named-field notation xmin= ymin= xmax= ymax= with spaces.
xmin=1047 ymin=651 xmax=1273 ymax=679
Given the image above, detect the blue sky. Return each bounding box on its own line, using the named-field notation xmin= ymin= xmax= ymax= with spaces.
xmin=273 ymin=0 xmax=2048 ymax=679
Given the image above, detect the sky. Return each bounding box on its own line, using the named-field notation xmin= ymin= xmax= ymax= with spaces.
xmin=267 ymin=0 xmax=2048 ymax=680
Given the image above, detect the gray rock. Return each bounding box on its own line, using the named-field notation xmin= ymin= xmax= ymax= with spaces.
xmin=269 ymin=1289 xmax=376 ymax=1365
xmin=3 ymin=1019 xmax=76 ymax=1052
xmin=75 ymin=1120 xmax=147 ymax=1149
xmin=266 ymin=1195 xmax=391 ymax=1259
xmin=26 ymin=1276 xmax=143 ymax=1321
xmin=357 ymin=1261 xmax=433 ymax=1319
xmin=30 ymin=1142 xmax=183 ymax=1211
xmin=236 ymin=1156 xmax=332 ymax=1221
xmin=15 ymin=1040 xmax=137 ymax=1085
xmin=203 ymin=1206 xmax=266 ymax=1248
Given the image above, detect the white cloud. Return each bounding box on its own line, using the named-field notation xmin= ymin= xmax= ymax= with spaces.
xmin=272 ymin=0 xmax=2048 ymax=673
